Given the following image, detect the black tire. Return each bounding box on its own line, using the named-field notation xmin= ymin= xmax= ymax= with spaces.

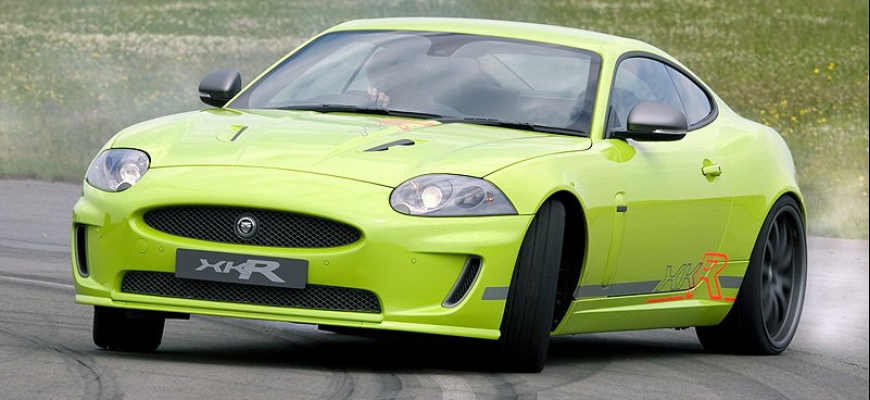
xmin=93 ymin=306 xmax=165 ymax=352
xmin=492 ymin=200 xmax=566 ymax=372
xmin=697 ymin=196 xmax=807 ymax=354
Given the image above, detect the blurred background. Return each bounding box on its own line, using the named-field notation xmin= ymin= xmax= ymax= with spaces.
xmin=1 ymin=0 xmax=867 ymax=238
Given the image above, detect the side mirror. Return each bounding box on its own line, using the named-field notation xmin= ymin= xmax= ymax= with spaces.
xmin=612 ymin=101 xmax=688 ymax=141
xmin=199 ymin=69 xmax=241 ymax=107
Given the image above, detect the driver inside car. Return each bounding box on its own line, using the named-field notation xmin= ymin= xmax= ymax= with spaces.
xmin=364 ymin=48 xmax=438 ymax=111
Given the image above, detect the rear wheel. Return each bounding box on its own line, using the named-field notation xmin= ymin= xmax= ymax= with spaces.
xmin=93 ymin=306 xmax=165 ymax=352
xmin=697 ymin=196 xmax=807 ymax=354
xmin=492 ymin=200 xmax=566 ymax=372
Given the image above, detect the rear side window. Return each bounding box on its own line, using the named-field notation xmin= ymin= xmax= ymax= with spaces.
xmin=666 ymin=67 xmax=713 ymax=126
xmin=610 ymin=58 xmax=685 ymax=131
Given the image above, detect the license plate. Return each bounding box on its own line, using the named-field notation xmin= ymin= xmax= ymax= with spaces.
xmin=175 ymin=249 xmax=308 ymax=289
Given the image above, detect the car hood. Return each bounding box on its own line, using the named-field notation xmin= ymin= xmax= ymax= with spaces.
xmin=112 ymin=109 xmax=591 ymax=187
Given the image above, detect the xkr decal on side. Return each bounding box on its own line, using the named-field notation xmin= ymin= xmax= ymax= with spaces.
xmin=648 ymin=252 xmax=735 ymax=303
xmin=572 ymin=252 xmax=742 ymax=300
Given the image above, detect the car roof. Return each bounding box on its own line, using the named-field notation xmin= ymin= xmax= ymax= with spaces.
xmin=326 ymin=17 xmax=666 ymax=60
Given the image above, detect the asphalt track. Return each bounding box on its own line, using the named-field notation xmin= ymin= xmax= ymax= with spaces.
xmin=0 ymin=179 xmax=867 ymax=400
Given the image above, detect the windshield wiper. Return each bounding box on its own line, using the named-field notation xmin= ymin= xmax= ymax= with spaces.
xmin=279 ymin=103 xmax=444 ymax=120
xmin=440 ymin=117 xmax=586 ymax=136
xmin=279 ymin=106 xmax=585 ymax=136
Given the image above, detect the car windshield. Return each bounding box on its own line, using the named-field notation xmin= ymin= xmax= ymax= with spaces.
xmin=229 ymin=31 xmax=602 ymax=136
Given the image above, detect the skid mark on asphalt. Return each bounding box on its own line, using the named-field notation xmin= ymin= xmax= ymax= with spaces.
xmin=202 ymin=318 xmax=521 ymax=400
xmin=0 ymin=276 xmax=82 ymax=366
xmin=750 ymin=350 xmax=869 ymax=399
xmin=0 ymin=293 xmax=123 ymax=400
xmin=645 ymin=355 xmax=791 ymax=399
xmin=429 ymin=374 xmax=476 ymax=400
xmin=198 ymin=316 xmax=373 ymax=400
xmin=0 ymin=237 xmax=69 ymax=252
xmin=0 ymin=274 xmax=74 ymax=291
xmin=0 ymin=243 xmax=70 ymax=266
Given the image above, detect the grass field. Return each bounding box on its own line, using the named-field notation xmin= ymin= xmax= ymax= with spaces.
xmin=1 ymin=0 xmax=867 ymax=238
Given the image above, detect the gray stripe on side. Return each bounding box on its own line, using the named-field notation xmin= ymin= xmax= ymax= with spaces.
xmin=574 ymin=285 xmax=608 ymax=298
xmin=574 ymin=280 xmax=663 ymax=299
xmin=606 ymin=281 xmax=661 ymax=297
xmin=719 ymin=276 xmax=743 ymax=289
xmin=481 ymin=287 xmax=509 ymax=300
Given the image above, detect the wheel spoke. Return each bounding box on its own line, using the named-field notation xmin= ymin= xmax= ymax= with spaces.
xmin=774 ymin=296 xmax=785 ymax=327
xmin=770 ymin=217 xmax=796 ymax=277
xmin=780 ymin=219 xmax=794 ymax=258
xmin=774 ymin=282 xmax=788 ymax=311
xmin=766 ymin=295 xmax=782 ymax=333
xmin=777 ymin=247 xmax=794 ymax=273
xmin=770 ymin=219 xmax=781 ymax=251
xmin=763 ymin=290 xmax=775 ymax=321
xmin=774 ymin=219 xmax=789 ymax=262
xmin=776 ymin=222 xmax=796 ymax=282
xmin=765 ymin=240 xmax=775 ymax=263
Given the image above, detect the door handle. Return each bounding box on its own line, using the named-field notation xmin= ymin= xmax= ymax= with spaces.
xmin=702 ymin=162 xmax=722 ymax=177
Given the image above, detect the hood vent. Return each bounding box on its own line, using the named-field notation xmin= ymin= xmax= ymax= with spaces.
xmin=365 ymin=138 xmax=415 ymax=152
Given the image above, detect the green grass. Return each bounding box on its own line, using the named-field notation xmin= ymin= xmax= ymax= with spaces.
xmin=1 ymin=0 xmax=867 ymax=238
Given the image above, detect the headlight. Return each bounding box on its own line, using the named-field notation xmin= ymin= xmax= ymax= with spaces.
xmin=390 ymin=174 xmax=517 ymax=216
xmin=85 ymin=149 xmax=150 ymax=192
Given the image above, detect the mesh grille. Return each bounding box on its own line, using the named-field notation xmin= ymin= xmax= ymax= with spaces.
xmin=443 ymin=258 xmax=481 ymax=307
xmin=143 ymin=206 xmax=361 ymax=248
xmin=121 ymin=272 xmax=381 ymax=313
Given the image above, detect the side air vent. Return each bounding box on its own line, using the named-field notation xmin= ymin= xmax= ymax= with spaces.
xmin=442 ymin=257 xmax=482 ymax=308
xmin=74 ymin=224 xmax=89 ymax=277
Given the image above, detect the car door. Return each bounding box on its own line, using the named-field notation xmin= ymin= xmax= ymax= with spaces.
xmin=603 ymin=56 xmax=732 ymax=296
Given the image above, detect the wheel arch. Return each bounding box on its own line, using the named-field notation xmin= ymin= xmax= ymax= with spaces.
xmin=541 ymin=191 xmax=587 ymax=330
xmin=720 ymin=186 xmax=805 ymax=263
xmin=756 ymin=189 xmax=807 ymax=242
xmin=778 ymin=190 xmax=807 ymax=229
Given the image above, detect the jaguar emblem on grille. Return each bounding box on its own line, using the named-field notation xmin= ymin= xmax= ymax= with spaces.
xmin=235 ymin=215 xmax=258 ymax=239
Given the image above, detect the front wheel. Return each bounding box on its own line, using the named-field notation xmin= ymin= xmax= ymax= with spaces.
xmin=93 ymin=306 xmax=165 ymax=352
xmin=697 ymin=196 xmax=807 ymax=354
xmin=491 ymin=200 xmax=566 ymax=372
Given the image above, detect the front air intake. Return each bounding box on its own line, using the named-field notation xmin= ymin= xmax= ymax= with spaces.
xmin=442 ymin=257 xmax=482 ymax=307
xmin=74 ymin=225 xmax=89 ymax=277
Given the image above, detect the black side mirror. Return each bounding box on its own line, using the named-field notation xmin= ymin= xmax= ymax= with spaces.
xmin=199 ymin=69 xmax=241 ymax=107
xmin=612 ymin=101 xmax=688 ymax=141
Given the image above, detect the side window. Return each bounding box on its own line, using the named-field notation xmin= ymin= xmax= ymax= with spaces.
xmin=610 ymin=58 xmax=685 ymax=131
xmin=666 ymin=67 xmax=713 ymax=126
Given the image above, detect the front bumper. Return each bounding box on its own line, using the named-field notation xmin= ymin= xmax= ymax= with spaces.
xmin=72 ymin=166 xmax=532 ymax=339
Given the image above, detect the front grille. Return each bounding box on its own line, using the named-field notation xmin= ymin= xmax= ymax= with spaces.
xmin=143 ymin=206 xmax=361 ymax=248
xmin=121 ymin=271 xmax=381 ymax=313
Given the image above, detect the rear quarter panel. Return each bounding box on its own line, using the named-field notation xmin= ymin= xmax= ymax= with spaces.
xmin=715 ymin=107 xmax=803 ymax=262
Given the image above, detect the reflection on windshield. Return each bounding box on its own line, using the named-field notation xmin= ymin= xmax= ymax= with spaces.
xmin=229 ymin=31 xmax=602 ymax=136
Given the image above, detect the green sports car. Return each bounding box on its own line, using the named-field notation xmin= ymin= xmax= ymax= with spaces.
xmin=72 ymin=17 xmax=807 ymax=372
